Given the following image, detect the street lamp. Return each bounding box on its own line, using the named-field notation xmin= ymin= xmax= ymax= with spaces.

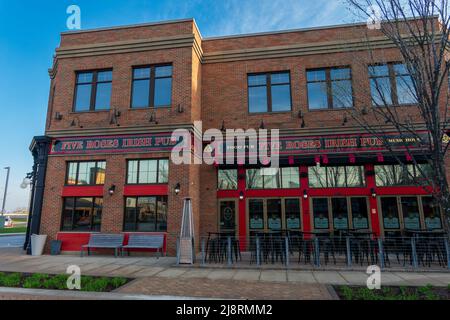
xmin=1 ymin=167 xmax=10 ymax=217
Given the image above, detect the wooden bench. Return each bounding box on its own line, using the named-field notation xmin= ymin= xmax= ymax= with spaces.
xmin=81 ymin=234 xmax=124 ymax=258
xmin=122 ymin=234 xmax=165 ymax=257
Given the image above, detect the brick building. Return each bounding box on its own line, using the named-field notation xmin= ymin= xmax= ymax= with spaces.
xmin=27 ymin=18 xmax=446 ymax=255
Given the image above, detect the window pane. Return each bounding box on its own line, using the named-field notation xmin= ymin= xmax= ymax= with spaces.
xmin=95 ymin=82 xmax=111 ymax=110
xmin=375 ymin=165 xmax=396 ymax=186
xmin=137 ymin=197 xmax=156 ymax=231
xmin=281 ymin=167 xmax=300 ymax=189
xmin=133 ymin=68 xmax=150 ymax=79
xmin=271 ymin=84 xmax=291 ymax=111
xmin=62 ymin=198 xmax=74 ymax=231
xmin=351 ymin=198 xmax=369 ymax=229
xmin=124 ymin=197 xmax=137 ymax=231
xmin=218 ymin=169 xmax=238 ymax=190
xmin=67 ymin=163 xmax=78 ymax=185
xmin=249 ymin=86 xmax=268 ymax=113
xmin=74 ymin=84 xmax=92 ymax=111
xmin=248 ymin=75 xmax=267 ymax=86
xmin=393 ymin=63 xmax=408 ymax=75
xmin=307 ymin=70 xmax=326 ymax=82
xmin=73 ymin=197 xmax=93 ymax=231
xmin=308 ymin=166 xmax=327 ymax=188
xmin=346 ymin=166 xmax=365 ymax=187
xmin=285 ymin=199 xmax=301 ymax=229
xmin=263 ymin=168 xmax=281 ymax=189
xmin=422 ymin=197 xmax=442 ymax=230
xmin=307 ymin=82 xmax=328 ymax=109
xmin=155 ymin=66 xmax=172 ymax=77
xmin=127 ymin=161 xmax=138 ymax=184
xmin=154 ymin=78 xmax=172 ymax=107
xmin=138 ymin=160 xmax=158 ymax=184
xmin=271 ymin=73 xmax=289 ymax=84
xmin=330 ymin=68 xmax=350 ymax=80
xmin=332 ymin=198 xmax=349 ymax=230
xmin=77 ymin=72 xmax=93 ymax=84
xmin=158 ymin=159 xmax=169 ymax=183
xmin=249 ymin=199 xmax=264 ymax=230
xmin=156 ymin=196 xmax=168 ymax=231
xmin=131 ymin=79 xmax=150 ymax=108
xmin=381 ymin=197 xmax=400 ymax=229
xmin=327 ymin=167 xmax=346 ymax=188
xmin=396 ymin=75 xmax=417 ymax=104
xmin=246 ymin=169 xmax=263 ymax=189
xmin=332 ymin=80 xmax=353 ymax=108
xmin=369 ymin=65 xmax=389 ymax=77
xmin=401 ymin=197 xmax=420 ymax=230
xmin=97 ymin=70 xmax=112 ymax=82
xmin=77 ymin=162 xmax=96 ymax=185
xmin=95 ymin=162 xmax=106 ymax=185
xmin=267 ymin=199 xmax=282 ymax=230
xmin=370 ymin=78 xmax=392 ymax=106
xmin=92 ymin=198 xmax=103 ymax=231
xmin=313 ymin=198 xmax=329 ymax=229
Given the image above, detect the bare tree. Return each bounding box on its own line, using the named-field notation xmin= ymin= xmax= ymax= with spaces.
xmin=342 ymin=0 xmax=450 ymax=232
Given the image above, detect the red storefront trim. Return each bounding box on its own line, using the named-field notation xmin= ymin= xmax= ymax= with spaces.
xmin=123 ymin=185 xmax=168 ymax=196
xmin=62 ymin=186 xmax=104 ymax=197
xmin=56 ymin=232 xmax=167 ymax=253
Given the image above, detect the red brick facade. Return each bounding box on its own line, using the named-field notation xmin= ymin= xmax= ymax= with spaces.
xmin=34 ymin=18 xmax=446 ymax=255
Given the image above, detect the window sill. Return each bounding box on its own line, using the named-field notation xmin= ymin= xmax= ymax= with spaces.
xmin=248 ymin=110 xmax=292 ymax=116
xmin=70 ymin=110 xmax=110 ymax=114
xmin=307 ymin=107 xmax=355 ymax=112
xmin=128 ymin=105 xmax=172 ymax=110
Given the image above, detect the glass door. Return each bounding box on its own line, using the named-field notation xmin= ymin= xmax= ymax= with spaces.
xmin=219 ymin=200 xmax=237 ymax=233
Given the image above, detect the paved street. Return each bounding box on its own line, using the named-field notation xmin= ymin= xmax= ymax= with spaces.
xmin=0 ymin=235 xmax=25 ymax=248
xmin=0 ymin=249 xmax=449 ymax=299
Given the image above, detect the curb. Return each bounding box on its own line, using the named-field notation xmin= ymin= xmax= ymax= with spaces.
xmin=0 ymin=233 xmax=26 ymax=237
xmin=0 ymin=286 xmax=214 ymax=300
xmin=325 ymin=285 xmax=341 ymax=300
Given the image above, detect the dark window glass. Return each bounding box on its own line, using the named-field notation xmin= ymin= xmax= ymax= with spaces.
xmin=351 ymin=198 xmax=369 ymax=229
xmin=61 ymin=197 xmax=102 ymax=231
xmin=218 ymin=169 xmax=238 ymax=190
xmin=313 ymin=198 xmax=329 ymax=229
xmin=381 ymin=197 xmax=400 ymax=229
xmin=401 ymin=197 xmax=420 ymax=230
xmin=267 ymin=199 xmax=282 ymax=230
xmin=285 ymin=199 xmax=301 ymax=230
xmin=65 ymin=161 xmax=106 ymax=185
xmin=126 ymin=159 xmax=169 ymax=184
xmin=422 ymin=197 xmax=442 ymax=230
xmin=249 ymin=199 xmax=264 ymax=230
xmin=331 ymin=198 xmax=349 ymax=230
xmin=124 ymin=196 xmax=168 ymax=232
xmin=307 ymin=67 xmax=353 ymax=110
xmin=219 ymin=201 xmax=236 ymax=232
xmin=308 ymin=166 xmax=365 ymax=188
xmin=248 ymin=72 xmax=291 ymax=113
xmin=74 ymin=70 xmax=112 ymax=111
xmin=131 ymin=65 xmax=172 ymax=108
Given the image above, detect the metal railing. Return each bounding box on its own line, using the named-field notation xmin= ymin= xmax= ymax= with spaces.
xmin=191 ymin=232 xmax=450 ymax=270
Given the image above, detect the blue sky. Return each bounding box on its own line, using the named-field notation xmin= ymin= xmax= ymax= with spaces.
xmin=0 ymin=0 xmax=355 ymax=211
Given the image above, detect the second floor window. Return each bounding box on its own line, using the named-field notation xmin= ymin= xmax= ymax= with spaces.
xmin=248 ymin=72 xmax=291 ymax=113
xmin=218 ymin=169 xmax=238 ymax=190
xmin=369 ymin=63 xmax=417 ymax=106
xmin=246 ymin=167 xmax=300 ymax=189
xmin=308 ymin=166 xmax=365 ymax=188
xmin=127 ymin=159 xmax=169 ymax=184
xmin=74 ymin=70 xmax=112 ymax=112
xmin=131 ymin=65 xmax=173 ymax=108
xmin=307 ymin=67 xmax=353 ymax=110
xmin=66 ymin=161 xmax=106 ymax=185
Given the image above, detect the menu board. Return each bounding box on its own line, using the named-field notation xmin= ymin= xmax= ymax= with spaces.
xmin=268 ymin=218 xmax=282 ymax=230
xmin=404 ymin=216 xmax=420 ymax=230
xmin=425 ymin=217 xmax=442 ymax=230
xmin=384 ymin=217 xmax=400 ymax=229
xmin=353 ymin=217 xmax=369 ymax=229
xmin=333 ymin=217 xmax=348 ymax=230
xmin=314 ymin=217 xmax=329 ymax=229
xmin=250 ymin=217 xmax=264 ymax=229
xmin=286 ymin=217 xmax=300 ymax=229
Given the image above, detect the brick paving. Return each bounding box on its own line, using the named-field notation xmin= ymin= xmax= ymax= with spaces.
xmin=116 ymin=277 xmax=333 ymax=300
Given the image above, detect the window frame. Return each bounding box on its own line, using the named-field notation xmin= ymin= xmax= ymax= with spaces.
xmin=73 ymin=69 xmax=113 ymax=112
xmin=306 ymin=66 xmax=354 ymax=110
xmin=369 ymin=62 xmax=417 ymax=107
xmin=247 ymin=71 xmax=292 ymax=114
xmin=60 ymin=196 xmax=103 ymax=232
xmin=130 ymin=64 xmax=173 ymax=109
xmin=126 ymin=158 xmax=169 ymax=185
xmin=123 ymin=195 xmax=168 ymax=232
xmin=65 ymin=160 xmax=106 ymax=186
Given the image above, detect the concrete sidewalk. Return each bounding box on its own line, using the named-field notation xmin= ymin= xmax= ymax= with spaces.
xmin=0 ymin=249 xmax=449 ymax=290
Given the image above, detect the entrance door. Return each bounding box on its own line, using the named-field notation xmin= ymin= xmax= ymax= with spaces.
xmin=219 ymin=200 xmax=237 ymax=233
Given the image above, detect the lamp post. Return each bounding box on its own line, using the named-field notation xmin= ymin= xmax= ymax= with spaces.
xmin=1 ymin=167 xmax=10 ymax=217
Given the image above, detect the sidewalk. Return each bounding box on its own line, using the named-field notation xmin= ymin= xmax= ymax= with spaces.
xmin=0 ymin=249 xmax=449 ymax=299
